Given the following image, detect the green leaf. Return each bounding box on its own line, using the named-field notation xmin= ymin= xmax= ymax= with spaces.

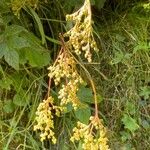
xmin=0 ymin=42 xmax=9 ymax=58
xmin=77 ymin=86 xmax=94 ymax=103
xmin=4 ymin=50 xmax=19 ymax=70
xmin=21 ymin=31 xmax=42 ymax=45
xmin=25 ymin=47 xmax=50 ymax=67
xmin=77 ymin=86 xmax=102 ymax=104
xmin=3 ymin=100 xmax=16 ymax=113
xmin=125 ymin=102 xmax=136 ymax=115
xmin=111 ymin=51 xmax=124 ymax=65
xmin=7 ymin=35 xmax=30 ymax=49
xmin=66 ymin=103 xmax=73 ymax=112
xmin=133 ymin=42 xmax=150 ymax=53
xmin=16 ymin=32 xmax=50 ymax=67
xmin=4 ymin=25 xmax=26 ymax=37
xmin=75 ymin=107 xmax=91 ymax=124
xmin=122 ymin=114 xmax=139 ymax=132
xmin=139 ymin=86 xmax=150 ymax=99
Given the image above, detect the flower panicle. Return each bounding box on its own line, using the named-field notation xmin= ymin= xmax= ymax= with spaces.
xmin=65 ymin=0 xmax=98 ymax=62
xmin=70 ymin=116 xmax=110 ymax=150
xmin=48 ymin=51 xmax=84 ymax=109
xmin=34 ymin=0 xmax=110 ymax=148
xmin=33 ymin=96 xmax=64 ymax=144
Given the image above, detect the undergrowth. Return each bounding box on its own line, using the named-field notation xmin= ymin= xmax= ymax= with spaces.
xmin=0 ymin=0 xmax=150 ymax=150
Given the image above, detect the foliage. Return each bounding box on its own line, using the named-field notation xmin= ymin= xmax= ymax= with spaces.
xmin=0 ymin=0 xmax=150 ymax=149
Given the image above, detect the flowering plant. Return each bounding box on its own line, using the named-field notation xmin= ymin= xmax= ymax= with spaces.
xmin=34 ymin=0 xmax=109 ymax=149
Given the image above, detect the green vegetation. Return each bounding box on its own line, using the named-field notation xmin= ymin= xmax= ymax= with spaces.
xmin=0 ymin=0 xmax=149 ymax=149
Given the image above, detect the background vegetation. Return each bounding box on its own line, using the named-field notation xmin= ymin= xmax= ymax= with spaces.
xmin=0 ymin=0 xmax=149 ymax=149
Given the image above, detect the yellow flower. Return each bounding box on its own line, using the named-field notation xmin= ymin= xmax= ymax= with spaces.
xmin=70 ymin=116 xmax=110 ymax=150
xmin=65 ymin=0 xmax=98 ymax=62
xmin=48 ymin=51 xmax=83 ymax=109
xmin=34 ymin=96 xmax=63 ymax=144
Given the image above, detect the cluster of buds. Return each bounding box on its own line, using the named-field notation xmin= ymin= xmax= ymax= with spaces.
xmin=34 ymin=96 xmax=64 ymax=144
xmin=48 ymin=52 xmax=76 ymax=85
xmin=48 ymin=51 xmax=84 ymax=109
xmin=58 ymin=72 xmax=83 ymax=109
xmin=11 ymin=0 xmax=38 ymax=16
xmin=65 ymin=0 xmax=98 ymax=62
xmin=70 ymin=116 xmax=110 ymax=150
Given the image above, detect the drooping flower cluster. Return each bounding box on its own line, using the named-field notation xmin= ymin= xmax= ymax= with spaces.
xmin=34 ymin=96 xmax=64 ymax=144
xmin=48 ymin=52 xmax=76 ymax=85
xmin=65 ymin=0 xmax=98 ymax=62
xmin=58 ymin=73 xmax=83 ymax=109
xmin=70 ymin=116 xmax=110 ymax=150
xmin=34 ymin=0 xmax=110 ymax=148
xmin=48 ymin=51 xmax=84 ymax=109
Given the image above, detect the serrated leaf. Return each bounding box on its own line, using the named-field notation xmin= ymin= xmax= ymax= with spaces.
xmin=4 ymin=50 xmax=19 ymax=70
xmin=21 ymin=31 xmax=42 ymax=45
xmin=3 ymin=100 xmax=15 ymax=113
xmin=0 ymin=42 xmax=9 ymax=58
xmin=7 ymin=35 xmax=30 ymax=49
xmin=25 ymin=47 xmax=50 ymax=67
xmin=16 ymin=48 xmax=27 ymax=64
xmin=4 ymin=25 xmax=26 ymax=37
xmin=122 ymin=114 xmax=139 ymax=132
xmin=75 ymin=107 xmax=91 ymax=124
